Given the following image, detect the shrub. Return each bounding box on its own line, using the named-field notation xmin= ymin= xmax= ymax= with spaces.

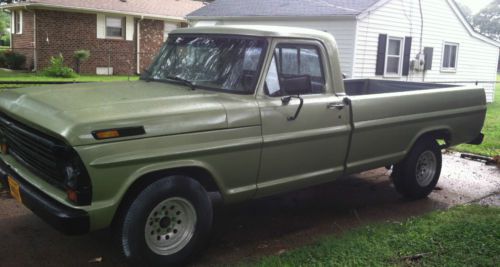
xmin=43 ymin=54 xmax=77 ymax=78
xmin=0 ymin=51 xmax=6 ymax=68
xmin=0 ymin=35 xmax=10 ymax=47
xmin=3 ymin=51 xmax=26 ymax=70
xmin=73 ymin=49 xmax=90 ymax=74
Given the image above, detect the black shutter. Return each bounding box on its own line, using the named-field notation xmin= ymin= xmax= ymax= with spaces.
xmin=375 ymin=34 xmax=387 ymax=75
xmin=402 ymin=37 xmax=412 ymax=76
xmin=424 ymin=47 xmax=434 ymax=70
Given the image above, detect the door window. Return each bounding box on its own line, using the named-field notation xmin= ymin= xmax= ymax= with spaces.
xmin=265 ymin=44 xmax=326 ymax=96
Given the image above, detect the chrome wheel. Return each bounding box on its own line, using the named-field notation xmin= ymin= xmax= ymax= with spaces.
xmin=144 ymin=197 xmax=197 ymax=256
xmin=415 ymin=151 xmax=437 ymax=187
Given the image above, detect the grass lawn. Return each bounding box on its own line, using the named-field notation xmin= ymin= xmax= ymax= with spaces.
xmin=0 ymin=69 xmax=139 ymax=83
xmin=247 ymin=205 xmax=499 ymax=267
xmin=453 ymin=75 xmax=499 ymax=157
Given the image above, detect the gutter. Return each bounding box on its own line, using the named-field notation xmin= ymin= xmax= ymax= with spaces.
xmin=31 ymin=8 xmax=37 ymax=71
xmin=187 ymin=15 xmax=356 ymax=21
xmin=2 ymin=3 xmax=187 ymax=23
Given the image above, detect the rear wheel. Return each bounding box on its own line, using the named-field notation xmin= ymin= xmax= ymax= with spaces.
xmin=119 ymin=176 xmax=213 ymax=267
xmin=392 ymin=138 xmax=442 ymax=199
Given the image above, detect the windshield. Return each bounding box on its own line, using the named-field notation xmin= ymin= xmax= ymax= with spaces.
xmin=143 ymin=35 xmax=268 ymax=94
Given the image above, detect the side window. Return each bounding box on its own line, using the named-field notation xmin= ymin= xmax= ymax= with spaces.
xmin=265 ymin=44 xmax=326 ymax=96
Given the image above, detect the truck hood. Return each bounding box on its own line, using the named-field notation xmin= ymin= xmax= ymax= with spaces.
xmin=0 ymin=81 xmax=259 ymax=146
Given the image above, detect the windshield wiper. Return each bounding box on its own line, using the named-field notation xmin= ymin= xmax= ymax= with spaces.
xmin=165 ymin=76 xmax=196 ymax=91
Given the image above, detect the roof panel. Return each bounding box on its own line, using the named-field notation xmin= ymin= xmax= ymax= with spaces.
xmin=187 ymin=0 xmax=381 ymax=18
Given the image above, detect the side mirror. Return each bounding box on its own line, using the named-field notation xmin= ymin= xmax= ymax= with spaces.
xmin=281 ymin=95 xmax=304 ymax=121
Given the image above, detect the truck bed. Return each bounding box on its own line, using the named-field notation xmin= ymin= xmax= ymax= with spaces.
xmin=344 ymin=79 xmax=458 ymax=96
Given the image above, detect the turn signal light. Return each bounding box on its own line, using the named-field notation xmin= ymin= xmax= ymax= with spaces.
xmin=94 ymin=130 xmax=120 ymax=140
xmin=91 ymin=127 xmax=146 ymax=140
xmin=67 ymin=189 xmax=78 ymax=203
xmin=0 ymin=143 xmax=8 ymax=154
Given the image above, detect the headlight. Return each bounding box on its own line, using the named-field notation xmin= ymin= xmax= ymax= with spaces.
xmin=62 ymin=150 xmax=92 ymax=206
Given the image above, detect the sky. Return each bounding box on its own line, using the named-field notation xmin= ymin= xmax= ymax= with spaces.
xmin=456 ymin=0 xmax=493 ymax=13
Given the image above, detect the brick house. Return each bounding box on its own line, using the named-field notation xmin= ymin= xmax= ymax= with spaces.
xmin=2 ymin=0 xmax=204 ymax=74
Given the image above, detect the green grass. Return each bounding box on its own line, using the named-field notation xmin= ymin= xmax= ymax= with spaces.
xmin=0 ymin=69 xmax=139 ymax=83
xmin=247 ymin=205 xmax=500 ymax=267
xmin=453 ymin=75 xmax=500 ymax=157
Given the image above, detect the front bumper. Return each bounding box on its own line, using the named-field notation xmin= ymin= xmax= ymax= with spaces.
xmin=0 ymin=159 xmax=90 ymax=235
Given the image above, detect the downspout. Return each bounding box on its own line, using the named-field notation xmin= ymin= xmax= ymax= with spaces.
xmin=136 ymin=16 xmax=143 ymax=74
xmin=33 ymin=10 xmax=37 ymax=71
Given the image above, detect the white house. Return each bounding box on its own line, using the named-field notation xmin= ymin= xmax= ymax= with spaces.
xmin=187 ymin=0 xmax=500 ymax=102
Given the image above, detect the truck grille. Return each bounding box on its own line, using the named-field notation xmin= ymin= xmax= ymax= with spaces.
xmin=0 ymin=113 xmax=67 ymax=188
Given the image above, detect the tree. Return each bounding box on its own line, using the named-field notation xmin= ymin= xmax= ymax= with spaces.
xmin=472 ymin=0 xmax=500 ymax=41
xmin=455 ymin=1 xmax=474 ymax=23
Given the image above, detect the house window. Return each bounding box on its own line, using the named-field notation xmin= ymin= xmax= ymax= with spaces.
xmin=105 ymin=16 xmax=125 ymax=38
xmin=385 ymin=37 xmax=403 ymax=76
xmin=13 ymin=10 xmax=22 ymax=34
xmin=164 ymin=22 xmax=177 ymax=41
xmin=442 ymin=42 xmax=458 ymax=71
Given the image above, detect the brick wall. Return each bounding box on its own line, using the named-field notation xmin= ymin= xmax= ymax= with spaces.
xmin=139 ymin=19 xmax=166 ymax=73
xmin=9 ymin=8 xmax=172 ymax=75
xmin=11 ymin=9 xmax=35 ymax=70
xmin=35 ymin=10 xmax=137 ymax=75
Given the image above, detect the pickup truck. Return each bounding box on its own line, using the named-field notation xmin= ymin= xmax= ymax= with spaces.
xmin=0 ymin=25 xmax=486 ymax=266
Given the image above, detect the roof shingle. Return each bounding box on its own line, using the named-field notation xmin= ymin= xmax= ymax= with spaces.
xmin=187 ymin=0 xmax=381 ymax=18
xmin=4 ymin=0 xmax=205 ymax=19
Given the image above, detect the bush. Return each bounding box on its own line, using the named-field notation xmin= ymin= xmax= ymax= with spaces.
xmin=43 ymin=54 xmax=77 ymax=78
xmin=73 ymin=49 xmax=90 ymax=73
xmin=0 ymin=35 xmax=10 ymax=47
xmin=3 ymin=51 xmax=26 ymax=70
xmin=0 ymin=51 xmax=6 ymax=68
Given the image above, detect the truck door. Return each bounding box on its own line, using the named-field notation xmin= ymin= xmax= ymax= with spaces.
xmin=256 ymin=39 xmax=351 ymax=197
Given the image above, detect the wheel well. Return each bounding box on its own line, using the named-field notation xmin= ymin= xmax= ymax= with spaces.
xmin=111 ymin=166 xmax=220 ymax=228
xmin=418 ymin=129 xmax=452 ymax=147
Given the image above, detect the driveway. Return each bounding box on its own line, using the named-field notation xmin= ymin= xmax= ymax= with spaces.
xmin=0 ymin=152 xmax=498 ymax=267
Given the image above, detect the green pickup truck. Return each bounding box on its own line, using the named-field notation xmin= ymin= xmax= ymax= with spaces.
xmin=0 ymin=25 xmax=486 ymax=266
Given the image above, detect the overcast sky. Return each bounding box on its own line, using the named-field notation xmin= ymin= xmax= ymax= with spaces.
xmin=457 ymin=0 xmax=493 ymax=13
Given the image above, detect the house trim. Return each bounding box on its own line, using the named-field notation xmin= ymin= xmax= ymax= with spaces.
xmin=445 ymin=0 xmax=499 ymax=47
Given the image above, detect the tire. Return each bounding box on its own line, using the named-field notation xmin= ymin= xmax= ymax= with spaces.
xmin=119 ymin=176 xmax=213 ymax=267
xmin=392 ymin=137 xmax=442 ymax=200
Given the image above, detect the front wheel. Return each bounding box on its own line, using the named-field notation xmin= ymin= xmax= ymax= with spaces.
xmin=119 ymin=176 xmax=213 ymax=267
xmin=392 ymin=138 xmax=442 ymax=199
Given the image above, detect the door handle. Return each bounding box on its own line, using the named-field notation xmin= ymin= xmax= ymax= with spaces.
xmin=327 ymin=102 xmax=345 ymax=110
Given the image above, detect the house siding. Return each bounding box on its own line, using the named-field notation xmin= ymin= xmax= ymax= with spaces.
xmin=35 ymin=10 xmax=137 ymax=75
xmin=353 ymin=0 xmax=498 ymax=102
xmin=138 ymin=19 xmax=176 ymax=72
xmin=191 ymin=18 xmax=357 ymax=77
xmin=11 ymin=9 xmax=35 ymax=69
xmin=9 ymin=8 xmax=174 ymax=75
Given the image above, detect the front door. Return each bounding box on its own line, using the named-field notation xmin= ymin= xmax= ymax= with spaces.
xmin=256 ymin=39 xmax=351 ymax=197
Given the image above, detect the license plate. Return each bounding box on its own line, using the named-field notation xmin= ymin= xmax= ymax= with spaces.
xmin=7 ymin=176 xmax=22 ymax=203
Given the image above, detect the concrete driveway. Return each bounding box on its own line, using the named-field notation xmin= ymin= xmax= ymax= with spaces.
xmin=0 ymin=152 xmax=498 ymax=267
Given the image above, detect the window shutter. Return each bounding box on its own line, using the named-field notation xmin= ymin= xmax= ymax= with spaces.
xmin=375 ymin=34 xmax=387 ymax=75
xmin=424 ymin=47 xmax=433 ymax=70
xmin=96 ymin=14 xmax=106 ymax=39
xmin=402 ymin=36 xmax=412 ymax=76
xmin=125 ymin=16 xmax=134 ymax=41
